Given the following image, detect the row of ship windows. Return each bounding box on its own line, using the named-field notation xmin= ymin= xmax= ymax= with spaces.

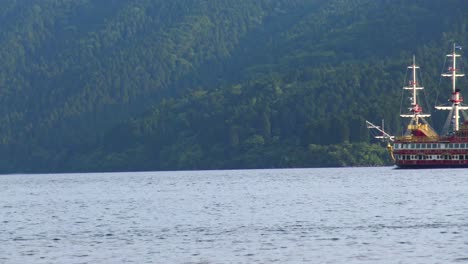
xmin=394 ymin=143 xmax=468 ymax=149
xmin=396 ymin=154 xmax=468 ymax=160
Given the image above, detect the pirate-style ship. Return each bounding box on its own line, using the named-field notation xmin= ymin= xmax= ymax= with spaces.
xmin=367 ymin=44 xmax=468 ymax=168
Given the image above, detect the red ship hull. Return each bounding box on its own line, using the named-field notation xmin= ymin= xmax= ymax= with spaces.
xmin=393 ymin=137 xmax=468 ymax=168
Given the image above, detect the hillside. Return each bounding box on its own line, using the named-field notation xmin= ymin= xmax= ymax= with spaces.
xmin=0 ymin=0 xmax=467 ymax=172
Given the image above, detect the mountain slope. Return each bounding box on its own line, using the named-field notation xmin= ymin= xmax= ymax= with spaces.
xmin=0 ymin=0 xmax=467 ymax=172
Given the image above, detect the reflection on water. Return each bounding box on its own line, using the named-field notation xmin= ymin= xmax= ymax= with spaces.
xmin=1 ymin=168 xmax=468 ymax=263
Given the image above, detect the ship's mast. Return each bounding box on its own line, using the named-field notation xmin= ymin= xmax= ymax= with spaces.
xmin=435 ymin=43 xmax=468 ymax=132
xmin=400 ymin=56 xmax=430 ymax=122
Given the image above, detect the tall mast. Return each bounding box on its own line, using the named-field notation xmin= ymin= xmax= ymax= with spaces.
xmin=435 ymin=43 xmax=468 ymax=132
xmin=400 ymin=55 xmax=430 ymax=121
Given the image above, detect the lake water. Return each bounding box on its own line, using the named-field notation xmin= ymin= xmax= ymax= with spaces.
xmin=1 ymin=167 xmax=468 ymax=263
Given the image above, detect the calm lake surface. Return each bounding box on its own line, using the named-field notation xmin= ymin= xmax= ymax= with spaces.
xmin=1 ymin=167 xmax=468 ymax=263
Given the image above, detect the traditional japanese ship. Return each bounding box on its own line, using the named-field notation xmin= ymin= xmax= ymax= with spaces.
xmin=367 ymin=44 xmax=468 ymax=168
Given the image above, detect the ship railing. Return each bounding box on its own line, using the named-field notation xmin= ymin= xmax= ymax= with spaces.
xmin=394 ymin=136 xmax=440 ymax=142
xmin=396 ymin=135 xmax=468 ymax=142
xmin=442 ymin=136 xmax=468 ymax=142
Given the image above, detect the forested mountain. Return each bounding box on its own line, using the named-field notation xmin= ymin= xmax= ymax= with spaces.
xmin=0 ymin=0 xmax=467 ymax=172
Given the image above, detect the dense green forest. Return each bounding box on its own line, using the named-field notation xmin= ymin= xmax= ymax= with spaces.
xmin=0 ymin=0 xmax=467 ymax=172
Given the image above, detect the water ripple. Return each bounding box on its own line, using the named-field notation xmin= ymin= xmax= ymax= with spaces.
xmin=1 ymin=168 xmax=468 ymax=263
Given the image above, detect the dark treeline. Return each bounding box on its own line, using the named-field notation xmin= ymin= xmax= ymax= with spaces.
xmin=0 ymin=0 xmax=467 ymax=172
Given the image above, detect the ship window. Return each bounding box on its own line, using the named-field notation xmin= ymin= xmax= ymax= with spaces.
xmin=416 ymin=144 xmax=421 ymax=148
xmin=411 ymin=144 xmax=415 ymax=149
xmin=455 ymin=143 xmax=460 ymax=148
xmin=432 ymin=143 xmax=437 ymax=148
xmin=448 ymin=144 xmax=453 ymax=148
